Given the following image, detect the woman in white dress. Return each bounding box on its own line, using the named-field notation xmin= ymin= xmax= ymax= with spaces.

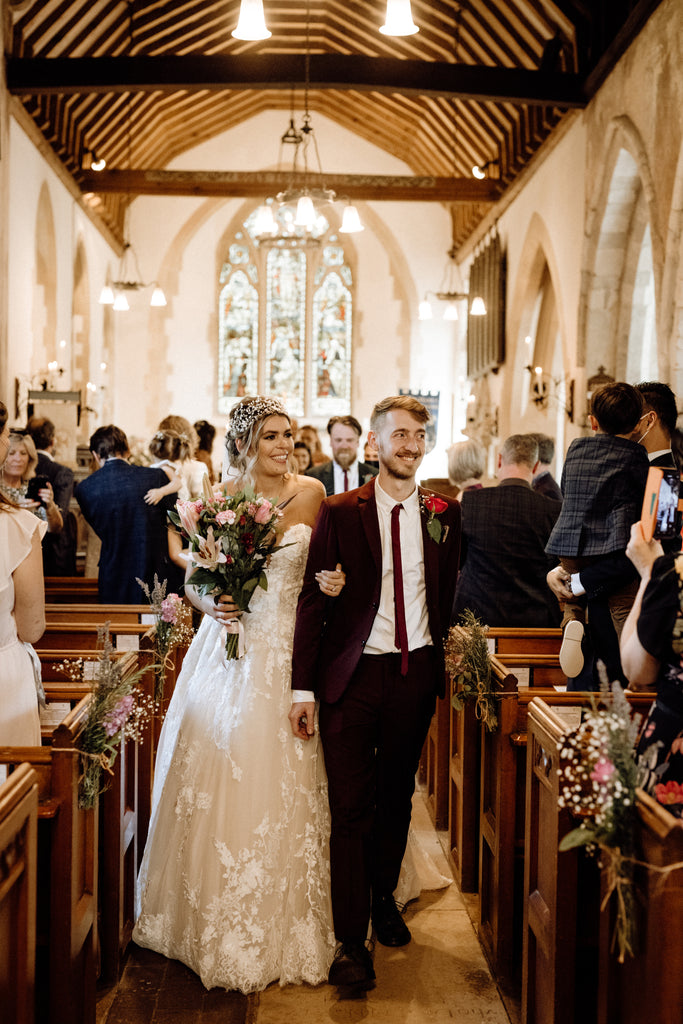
xmin=0 ymin=401 xmax=47 ymax=750
xmin=133 ymin=396 xmax=343 ymax=993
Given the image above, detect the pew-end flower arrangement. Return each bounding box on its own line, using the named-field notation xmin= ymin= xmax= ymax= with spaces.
xmin=445 ymin=609 xmax=498 ymax=732
xmin=137 ymin=574 xmax=195 ymax=700
xmin=168 ymin=477 xmax=290 ymax=661
xmin=57 ymin=627 xmax=155 ymax=809
xmin=557 ymin=680 xmax=641 ymax=962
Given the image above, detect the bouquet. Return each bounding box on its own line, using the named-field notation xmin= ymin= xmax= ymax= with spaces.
xmin=57 ymin=627 xmax=155 ymax=808
xmin=137 ymin=575 xmax=195 ymax=700
xmin=445 ymin=609 xmax=498 ymax=731
xmin=169 ymin=479 xmax=290 ymax=660
xmin=557 ymin=680 xmax=641 ymax=962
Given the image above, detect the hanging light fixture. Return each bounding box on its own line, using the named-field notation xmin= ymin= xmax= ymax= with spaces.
xmin=232 ymin=0 xmax=271 ymax=40
xmin=339 ymin=203 xmax=364 ymax=234
xmin=419 ymin=245 xmax=482 ymax=322
xmin=380 ymin=0 xmax=419 ymax=36
xmin=99 ymin=241 xmax=167 ymax=311
xmin=472 ymin=160 xmax=499 ymax=180
xmin=469 ymin=295 xmax=487 ymax=315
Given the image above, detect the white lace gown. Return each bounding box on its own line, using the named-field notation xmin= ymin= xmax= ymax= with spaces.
xmin=133 ymin=523 xmax=336 ymax=992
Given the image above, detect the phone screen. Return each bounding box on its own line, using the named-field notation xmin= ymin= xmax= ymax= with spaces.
xmin=654 ymin=469 xmax=680 ymax=540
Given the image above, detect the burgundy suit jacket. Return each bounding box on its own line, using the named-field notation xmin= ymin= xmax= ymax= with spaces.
xmin=292 ymin=478 xmax=461 ymax=703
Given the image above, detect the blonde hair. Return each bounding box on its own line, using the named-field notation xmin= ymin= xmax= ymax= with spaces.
xmin=370 ymin=395 xmax=430 ymax=431
xmin=225 ymin=396 xmax=290 ymax=487
xmin=8 ymin=431 xmax=39 ymax=482
xmin=149 ymin=429 xmax=192 ymax=464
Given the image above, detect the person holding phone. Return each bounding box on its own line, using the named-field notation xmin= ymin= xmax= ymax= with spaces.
xmin=0 ymin=431 xmax=63 ymax=534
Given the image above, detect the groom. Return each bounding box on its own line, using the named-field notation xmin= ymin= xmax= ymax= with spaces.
xmin=289 ymin=395 xmax=461 ymax=994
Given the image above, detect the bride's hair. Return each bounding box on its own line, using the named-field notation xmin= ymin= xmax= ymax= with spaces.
xmin=226 ymin=396 xmax=290 ymax=486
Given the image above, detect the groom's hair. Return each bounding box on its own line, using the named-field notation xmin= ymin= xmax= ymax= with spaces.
xmin=370 ymin=395 xmax=430 ymax=431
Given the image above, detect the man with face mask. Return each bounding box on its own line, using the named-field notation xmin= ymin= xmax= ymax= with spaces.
xmin=634 ymin=381 xmax=679 ymax=468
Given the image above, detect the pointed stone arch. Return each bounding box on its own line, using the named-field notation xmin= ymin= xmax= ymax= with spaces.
xmin=34 ymin=182 xmax=57 ymax=373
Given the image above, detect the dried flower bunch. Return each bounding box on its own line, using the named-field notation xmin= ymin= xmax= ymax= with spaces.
xmin=558 ymin=680 xmax=641 ymax=962
xmin=58 ymin=626 xmax=156 ymax=808
xmin=445 ymin=609 xmax=498 ymax=732
xmin=137 ymin=575 xmax=195 ymax=699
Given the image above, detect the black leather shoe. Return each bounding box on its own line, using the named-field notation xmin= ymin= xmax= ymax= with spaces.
xmin=372 ymin=895 xmax=411 ymax=947
xmin=328 ymin=941 xmax=376 ymax=992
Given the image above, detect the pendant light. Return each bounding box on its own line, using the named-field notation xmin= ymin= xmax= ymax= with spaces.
xmin=232 ymin=0 xmax=271 ymax=40
xmin=380 ymin=0 xmax=419 ymax=36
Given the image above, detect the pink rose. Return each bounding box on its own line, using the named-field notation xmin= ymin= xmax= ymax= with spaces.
xmin=215 ymin=508 xmax=236 ymax=526
xmin=176 ymin=500 xmax=201 ymax=538
xmin=254 ymin=501 xmax=274 ymax=524
xmin=590 ymin=758 xmax=615 ymax=784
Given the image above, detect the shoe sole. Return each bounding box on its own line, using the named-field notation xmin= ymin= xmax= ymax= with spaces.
xmin=559 ymin=619 xmax=584 ymax=677
xmin=329 ymin=962 xmax=375 ymax=988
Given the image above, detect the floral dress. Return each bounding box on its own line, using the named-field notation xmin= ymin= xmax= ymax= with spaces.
xmin=634 ymin=552 xmax=683 ymax=816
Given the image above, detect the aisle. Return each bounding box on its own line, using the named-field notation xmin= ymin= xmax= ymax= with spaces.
xmin=97 ymin=790 xmax=510 ymax=1024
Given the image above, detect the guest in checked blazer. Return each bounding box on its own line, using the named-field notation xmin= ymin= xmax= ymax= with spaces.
xmin=305 ymin=414 xmax=378 ymax=495
xmin=75 ymin=424 xmax=178 ymax=603
xmin=290 ymin=395 xmax=460 ymax=995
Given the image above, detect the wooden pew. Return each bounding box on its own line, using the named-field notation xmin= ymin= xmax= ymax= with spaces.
xmin=0 ymin=699 xmax=98 ymax=1024
xmin=41 ymin=650 xmax=151 ymax=986
xmin=0 ymin=763 xmax=39 ymax=1024
xmin=480 ymin=665 xmax=653 ymax=1000
xmin=45 ymin=603 xmax=151 ymax=624
xmin=447 ymin=638 xmax=564 ymax=894
xmin=522 ymin=698 xmax=681 ymax=1024
xmin=37 ymin=621 xmax=153 ymax=651
xmin=44 ymin=577 xmax=99 ymax=603
xmin=486 ymin=627 xmax=562 ymax=657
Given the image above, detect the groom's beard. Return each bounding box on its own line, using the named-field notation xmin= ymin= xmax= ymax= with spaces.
xmin=380 ymin=449 xmax=424 ymax=480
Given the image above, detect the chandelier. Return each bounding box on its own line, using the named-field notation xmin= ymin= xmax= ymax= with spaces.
xmin=419 ymin=247 xmax=486 ymax=321
xmin=232 ymin=0 xmax=419 ymax=40
xmin=98 ymin=240 xmax=167 ymax=311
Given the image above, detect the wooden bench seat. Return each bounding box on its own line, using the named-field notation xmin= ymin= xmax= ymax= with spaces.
xmin=0 ymin=699 xmax=98 ymax=1024
xmin=44 ymin=577 xmax=100 ymax=603
xmin=0 ymin=763 xmax=39 ymax=1024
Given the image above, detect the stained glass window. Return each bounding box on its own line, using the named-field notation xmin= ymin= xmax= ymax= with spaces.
xmin=218 ymin=208 xmax=354 ymax=418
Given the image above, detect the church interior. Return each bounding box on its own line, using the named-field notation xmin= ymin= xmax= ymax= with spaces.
xmin=1 ymin=1 xmax=683 ymax=1022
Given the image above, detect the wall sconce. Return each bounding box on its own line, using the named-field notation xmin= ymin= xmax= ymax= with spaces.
xmin=526 ymin=365 xmax=574 ymax=421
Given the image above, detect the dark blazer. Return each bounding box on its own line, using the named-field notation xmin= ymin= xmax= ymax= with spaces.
xmin=292 ymin=478 xmax=461 ymax=703
xmin=305 ymin=460 xmax=378 ymax=497
xmin=546 ymin=435 xmax=649 ymax=557
xmin=75 ymin=460 xmax=176 ymax=603
xmin=532 ymin=470 xmax=563 ymax=501
xmin=453 ymin=479 xmax=562 ymax=628
xmin=36 ymin=451 xmax=77 ymax=575
xmin=650 ymin=450 xmax=677 ymax=469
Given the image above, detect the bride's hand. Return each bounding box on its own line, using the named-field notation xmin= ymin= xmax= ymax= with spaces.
xmin=211 ymin=594 xmax=242 ymax=624
xmin=315 ymin=563 xmax=345 ymax=597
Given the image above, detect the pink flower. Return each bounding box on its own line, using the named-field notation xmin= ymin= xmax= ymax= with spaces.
xmin=102 ymin=694 xmax=134 ymax=737
xmin=247 ymin=503 xmax=258 ymax=515
xmin=161 ymin=594 xmax=182 ymax=624
xmin=192 ymin=526 xmax=228 ymax=570
xmin=215 ymin=508 xmax=236 ymax=526
xmin=254 ymin=500 xmax=274 ymax=524
xmin=176 ymin=500 xmax=201 ymax=538
xmin=590 ymin=758 xmax=615 ymax=783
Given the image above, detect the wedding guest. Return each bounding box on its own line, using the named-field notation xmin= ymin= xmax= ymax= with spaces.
xmin=0 ymin=431 xmax=63 ymax=535
xmin=306 ymin=415 xmax=378 ymax=496
xmin=293 ymin=440 xmax=313 ymax=473
xmin=620 ymin=522 xmax=683 ymax=817
xmin=447 ymin=438 xmax=486 ymax=497
xmin=144 ymin=428 xmax=194 ymax=505
xmin=528 ymin=433 xmax=563 ymax=500
xmin=26 ymin=415 xmax=77 ymax=575
xmin=75 ymin=425 xmax=179 ymax=603
xmin=297 ymin=424 xmax=330 ymax=467
xmin=193 ymin=419 xmax=217 ymax=483
xmin=0 ymin=401 xmax=45 ymax=751
xmin=156 ymin=415 xmax=209 ymax=499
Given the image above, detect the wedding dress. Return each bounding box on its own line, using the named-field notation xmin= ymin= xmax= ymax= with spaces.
xmin=133 ymin=523 xmax=335 ymax=992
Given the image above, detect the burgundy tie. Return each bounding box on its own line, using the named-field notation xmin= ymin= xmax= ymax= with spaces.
xmin=343 ymin=469 xmax=349 ymax=492
xmin=391 ymin=503 xmax=409 ymax=675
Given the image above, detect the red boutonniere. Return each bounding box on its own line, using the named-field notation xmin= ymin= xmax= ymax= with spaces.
xmin=420 ymin=493 xmax=449 ymax=543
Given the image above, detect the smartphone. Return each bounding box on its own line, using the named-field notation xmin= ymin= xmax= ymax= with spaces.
xmin=25 ymin=474 xmax=50 ymax=506
xmin=641 ymin=466 xmax=680 ymax=541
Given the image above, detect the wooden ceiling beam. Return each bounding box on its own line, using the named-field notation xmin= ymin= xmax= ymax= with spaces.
xmin=7 ymin=54 xmax=586 ymax=107
xmin=79 ymin=168 xmax=500 ymax=203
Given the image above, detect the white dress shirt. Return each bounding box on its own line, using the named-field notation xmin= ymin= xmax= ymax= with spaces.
xmin=333 ymin=459 xmax=359 ymax=493
xmin=364 ymin=480 xmax=431 ymax=655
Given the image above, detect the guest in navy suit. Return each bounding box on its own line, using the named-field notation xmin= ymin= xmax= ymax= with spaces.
xmin=306 ymin=415 xmax=378 ymax=496
xmin=75 ymin=425 xmax=178 ymax=603
xmin=290 ymin=396 xmax=460 ymax=994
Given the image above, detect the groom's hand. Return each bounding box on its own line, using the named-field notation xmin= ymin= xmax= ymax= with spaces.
xmin=289 ymin=701 xmax=316 ymax=740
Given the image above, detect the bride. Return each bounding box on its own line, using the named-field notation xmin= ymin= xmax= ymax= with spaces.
xmin=133 ymin=396 xmax=342 ymax=992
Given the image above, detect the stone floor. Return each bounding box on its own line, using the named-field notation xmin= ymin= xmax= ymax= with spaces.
xmin=98 ymin=791 xmax=511 ymax=1024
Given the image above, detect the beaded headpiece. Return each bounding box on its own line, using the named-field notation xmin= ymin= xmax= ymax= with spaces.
xmin=228 ymin=397 xmax=288 ymax=439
